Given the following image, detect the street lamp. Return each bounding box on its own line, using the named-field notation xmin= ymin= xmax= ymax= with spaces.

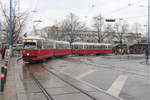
xmin=8 ymin=0 xmax=13 ymax=56
xmin=148 ymin=0 xmax=150 ymax=51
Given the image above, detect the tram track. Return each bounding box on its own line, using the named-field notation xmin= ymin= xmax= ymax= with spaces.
xmin=61 ymin=57 xmax=149 ymax=78
xmin=41 ymin=63 xmax=124 ymax=100
xmin=25 ymin=64 xmax=102 ymax=100
xmin=84 ymin=62 xmax=148 ymax=78
xmin=39 ymin=64 xmax=98 ymax=100
xmin=26 ymin=65 xmax=54 ymax=100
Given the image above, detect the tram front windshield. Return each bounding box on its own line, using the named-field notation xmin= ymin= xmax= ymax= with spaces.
xmin=24 ymin=42 xmax=37 ymax=49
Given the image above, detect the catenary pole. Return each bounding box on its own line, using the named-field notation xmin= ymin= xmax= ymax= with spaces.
xmin=9 ymin=0 xmax=13 ymax=55
xmin=148 ymin=0 xmax=150 ymax=45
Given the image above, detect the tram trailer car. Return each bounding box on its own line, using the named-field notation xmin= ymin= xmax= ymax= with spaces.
xmin=71 ymin=42 xmax=112 ymax=55
xmin=22 ymin=37 xmax=71 ymax=62
xmin=54 ymin=41 xmax=71 ymax=57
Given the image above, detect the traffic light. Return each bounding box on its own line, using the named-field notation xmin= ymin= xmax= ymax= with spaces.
xmin=105 ymin=19 xmax=115 ymax=22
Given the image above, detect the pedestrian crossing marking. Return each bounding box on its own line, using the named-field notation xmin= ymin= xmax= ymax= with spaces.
xmin=75 ymin=69 xmax=96 ymax=80
xmin=107 ymin=74 xmax=128 ymax=97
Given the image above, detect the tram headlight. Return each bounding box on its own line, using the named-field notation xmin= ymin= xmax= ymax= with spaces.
xmin=27 ymin=53 xmax=30 ymax=56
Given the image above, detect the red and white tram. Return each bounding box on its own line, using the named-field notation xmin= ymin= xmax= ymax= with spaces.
xmin=71 ymin=42 xmax=112 ymax=55
xmin=22 ymin=37 xmax=113 ymax=62
xmin=22 ymin=37 xmax=71 ymax=62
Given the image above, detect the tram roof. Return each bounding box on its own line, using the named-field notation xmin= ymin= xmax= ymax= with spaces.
xmin=55 ymin=40 xmax=70 ymax=44
xmin=71 ymin=42 xmax=112 ymax=46
xmin=23 ymin=36 xmax=45 ymax=40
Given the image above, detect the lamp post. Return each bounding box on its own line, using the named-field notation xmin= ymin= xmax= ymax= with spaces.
xmin=8 ymin=0 xmax=13 ymax=56
xmin=119 ymin=18 xmax=124 ymax=55
xmin=148 ymin=0 xmax=150 ymax=51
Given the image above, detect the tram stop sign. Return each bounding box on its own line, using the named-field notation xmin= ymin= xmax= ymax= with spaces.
xmin=105 ymin=19 xmax=115 ymax=22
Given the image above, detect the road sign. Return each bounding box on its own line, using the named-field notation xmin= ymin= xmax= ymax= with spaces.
xmin=105 ymin=19 xmax=115 ymax=22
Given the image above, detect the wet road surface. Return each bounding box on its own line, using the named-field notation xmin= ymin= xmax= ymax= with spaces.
xmin=2 ymin=56 xmax=122 ymax=100
xmin=1 ymin=54 xmax=150 ymax=100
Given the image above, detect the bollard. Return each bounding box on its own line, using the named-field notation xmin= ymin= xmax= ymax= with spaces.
xmin=3 ymin=64 xmax=8 ymax=84
xmin=0 ymin=67 xmax=5 ymax=92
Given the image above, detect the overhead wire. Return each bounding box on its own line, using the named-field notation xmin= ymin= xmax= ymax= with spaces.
xmin=103 ymin=0 xmax=147 ymax=21
xmin=107 ymin=0 xmax=146 ymax=15
xmin=114 ymin=15 xmax=147 ymax=20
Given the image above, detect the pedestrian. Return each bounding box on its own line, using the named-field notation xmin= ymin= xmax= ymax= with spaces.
xmin=115 ymin=48 xmax=118 ymax=55
xmin=145 ymin=48 xmax=149 ymax=64
xmin=0 ymin=53 xmax=2 ymax=60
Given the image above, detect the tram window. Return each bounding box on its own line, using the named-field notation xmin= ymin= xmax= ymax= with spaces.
xmin=71 ymin=45 xmax=74 ymax=49
xmin=95 ymin=45 xmax=99 ymax=49
xmin=87 ymin=45 xmax=89 ymax=49
xmin=102 ymin=45 xmax=105 ymax=49
xmin=87 ymin=45 xmax=90 ymax=49
xmin=78 ymin=45 xmax=83 ymax=49
xmin=97 ymin=46 xmax=99 ymax=49
xmin=56 ymin=43 xmax=63 ymax=49
xmin=89 ymin=45 xmax=93 ymax=49
xmin=74 ymin=45 xmax=78 ymax=49
xmin=93 ymin=45 xmax=96 ymax=49
xmin=48 ymin=42 xmax=54 ymax=49
xmin=67 ymin=45 xmax=70 ymax=49
xmin=65 ymin=44 xmax=70 ymax=49
xmin=37 ymin=40 xmax=42 ymax=49
xmin=56 ymin=44 xmax=59 ymax=49
xmin=100 ymin=45 xmax=102 ymax=48
xmin=103 ymin=45 xmax=105 ymax=49
xmin=43 ymin=41 xmax=54 ymax=49
xmin=84 ymin=45 xmax=87 ymax=49
xmin=24 ymin=42 xmax=37 ymax=49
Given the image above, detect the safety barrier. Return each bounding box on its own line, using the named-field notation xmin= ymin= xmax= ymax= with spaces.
xmin=0 ymin=49 xmax=10 ymax=92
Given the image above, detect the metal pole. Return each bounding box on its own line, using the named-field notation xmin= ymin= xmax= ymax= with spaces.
xmin=147 ymin=0 xmax=150 ymax=83
xmin=148 ymin=0 xmax=150 ymax=48
xmin=9 ymin=0 xmax=13 ymax=56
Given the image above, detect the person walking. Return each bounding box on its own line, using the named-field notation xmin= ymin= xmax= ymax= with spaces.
xmin=145 ymin=48 xmax=149 ymax=64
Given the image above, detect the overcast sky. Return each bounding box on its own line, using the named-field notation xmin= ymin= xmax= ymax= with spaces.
xmin=1 ymin=0 xmax=148 ymax=33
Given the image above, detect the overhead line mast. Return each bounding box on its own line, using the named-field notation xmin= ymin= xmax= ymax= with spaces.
xmin=9 ymin=0 xmax=13 ymax=56
xmin=148 ymin=0 xmax=150 ymax=50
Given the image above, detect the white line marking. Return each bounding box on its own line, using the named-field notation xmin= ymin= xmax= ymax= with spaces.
xmin=61 ymin=65 xmax=76 ymax=71
xmin=54 ymin=69 xmax=124 ymax=100
xmin=107 ymin=74 xmax=128 ymax=97
xmin=75 ymin=69 xmax=96 ymax=80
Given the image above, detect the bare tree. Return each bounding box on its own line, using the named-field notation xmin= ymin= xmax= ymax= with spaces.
xmin=1 ymin=0 xmax=29 ymax=43
xmin=114 ymin=21 xmax=129 ymax=44
xmin=104 ymin=24 xmax=115 ymax=43
xmin=93 ymin=14 xmax=105 ymax=43
xmin=114 ymin=23 xmax=121 ymax=41
xmin=60 ymin=13 xmax=86 ymax=43
xmin=132 ymin=22 xmax=142 ymax=43
xmin=133 ymin=22 xmax=142 ymax=34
